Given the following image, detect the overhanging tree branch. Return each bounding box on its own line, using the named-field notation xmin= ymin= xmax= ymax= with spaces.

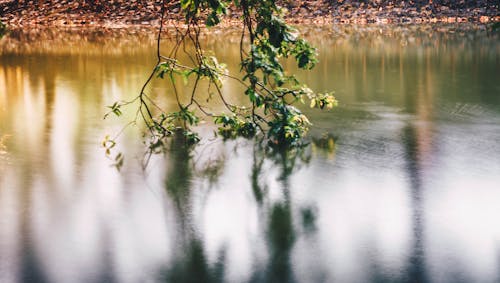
xmin=104 ymin=0 xmax=338 ymax=164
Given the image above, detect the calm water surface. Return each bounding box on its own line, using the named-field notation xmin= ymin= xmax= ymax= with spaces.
xmin=0 ymin=25 xmax=499 ymax=283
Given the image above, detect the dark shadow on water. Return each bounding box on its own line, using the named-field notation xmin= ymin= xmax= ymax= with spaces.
xmin=162 ymin=238 xmax=226 ymax=283
xmin=251 ymin=142 xmax=267 ymax=205
xmin=249 ymin=144 xmax=315 ymax=283
xmin=401 ymin=124 xmax=428 ymax=283
xmin=165 ymin=132 xmax=194 ymax=217
xmin=19 ymin=245 xmax=49 ymax=283
xmin=265 ymin=202 xmax=296 ymax=283
xmin=160 ymin=132 xmax=227 ymax=283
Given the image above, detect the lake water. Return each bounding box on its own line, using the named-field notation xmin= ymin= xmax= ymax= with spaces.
xmin=1 ymin=25 xmax=500 ymax=283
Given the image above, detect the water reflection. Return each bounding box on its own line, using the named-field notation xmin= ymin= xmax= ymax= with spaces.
xmin=402 ymin=124 xmax=428 ymax=283
xmin=254 ymin=146 xmax=310 ymax=283
xmin=1 ymin=25 xmax=500 ymax=283
xmin=161 ymin=132 xmax=228 ymax=283
xmin=158 ymin=138 xmax=316 ymax=283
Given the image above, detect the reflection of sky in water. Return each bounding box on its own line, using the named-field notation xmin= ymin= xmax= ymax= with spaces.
xmin=0 ymin=25 xmax=500 ymax=283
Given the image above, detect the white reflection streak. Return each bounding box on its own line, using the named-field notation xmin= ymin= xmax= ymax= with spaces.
xmin=0 ymin=67 xmax=6 ymax=111
xmin=105 ymin=178 xmax=170 ymax=283
xmin=30 ymin=176 xmax=101 ymax=283
xmin=20 ymin=75 xmax=45 ymax=154
xmin=50 ymin=83 xmax=77 ymax=193
xmin=0 ymin=172 xmax=20 ymax=283
xmin=199 ymin=148 xmax=259 ymax=283
xmin=316 ymin=171 xmax=411 ymax=282
xmin=23 ymin=74 xmax=171 ymax=283
xmin=425 ymin=126 xmax=500 ymax=283
xmin=426 ymin=175 xmax=500 ymax=283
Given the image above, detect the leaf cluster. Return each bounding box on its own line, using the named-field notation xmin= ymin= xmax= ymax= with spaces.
xmin=214 ymin=114 xmax=257 ymax=139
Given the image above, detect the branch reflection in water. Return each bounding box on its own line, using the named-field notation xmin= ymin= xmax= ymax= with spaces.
xmin=156 ymin=134 xmax=326 ymax=283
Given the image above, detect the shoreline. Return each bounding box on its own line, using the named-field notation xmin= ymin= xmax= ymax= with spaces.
xmin=1 ymin=1 xmax=499 ymax=28
xmin=1 ymin=24 xmax=496 ymax=57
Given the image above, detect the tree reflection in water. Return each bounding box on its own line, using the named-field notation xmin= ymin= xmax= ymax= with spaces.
xmin=159 ymin=135 xmax=322 ymax=283
xmin=161 ymin=132 xmax=226 ymax=283
xmin=252 ymin=145 xmax=311 ymax=283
